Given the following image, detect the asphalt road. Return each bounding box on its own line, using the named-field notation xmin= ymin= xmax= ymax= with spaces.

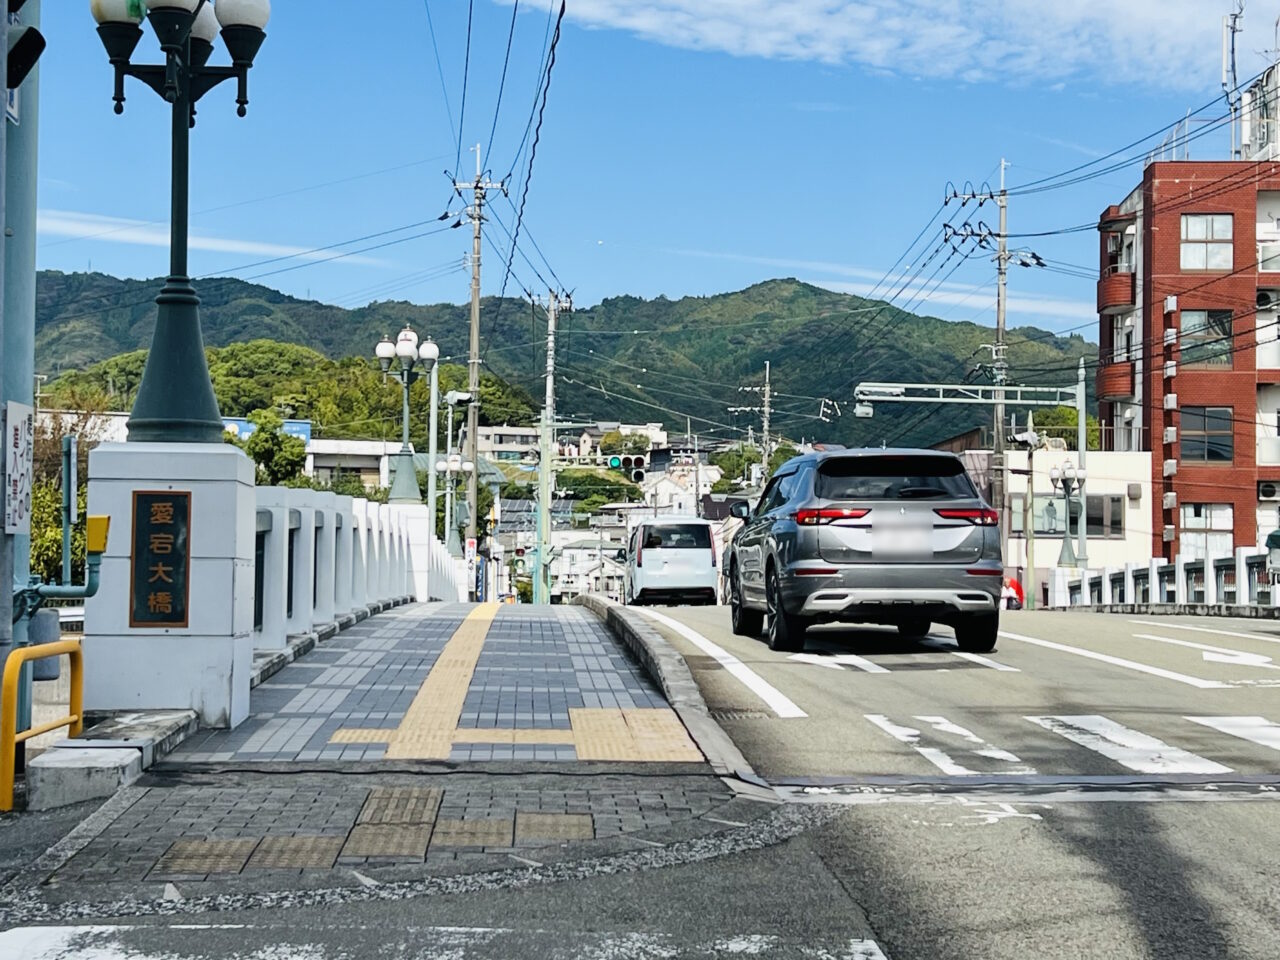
xmin=8 ymin=607 xmax=1280 ymax=959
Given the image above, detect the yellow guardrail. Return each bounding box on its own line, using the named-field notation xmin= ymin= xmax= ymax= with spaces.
xmin=1 ymin=638 xmax=84 ymax=812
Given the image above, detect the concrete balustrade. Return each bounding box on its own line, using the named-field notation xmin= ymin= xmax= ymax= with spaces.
xmin=1051 ymin=543 xmax=1280 ymax=615
xmin=250 ymin=488 xmax=465 ymax=651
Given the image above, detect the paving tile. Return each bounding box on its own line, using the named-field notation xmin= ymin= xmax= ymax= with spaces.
xmin=357 ymin=787 xmax=443 ymax=825
xmin=515 ymin=812 xmax=594 ymax=844
xmin=245 ymin=836 xmax=345 ymax=870
xmin=150 ymin=838 xmax=259 ymax=877
xmin=430 ymin=818 xmax=514 ymax=848
xmin=340 ymin=824 xmax=433 ymax=859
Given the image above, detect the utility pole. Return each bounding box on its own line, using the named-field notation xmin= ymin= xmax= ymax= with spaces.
xmin=694 ymin=431 xmax=701 ymax=518
xmin=1022 ymin=411 xmax=1040 ymax=611
xmin=534 ymin=290 xmax=570 ymax=605
xmin=992 ymin=158 xmax=1010 ymax=569
xmin=454 ymin=143 xmax=503 ymax=601
xmin=732 ymin=361 xmax=773 ymax=469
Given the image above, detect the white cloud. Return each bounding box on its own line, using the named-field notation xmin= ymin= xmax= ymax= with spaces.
xmin=37 ymin=209 xmax=383 ymax=266
xmin=539 ymin=1 xmax=1263 ymax=88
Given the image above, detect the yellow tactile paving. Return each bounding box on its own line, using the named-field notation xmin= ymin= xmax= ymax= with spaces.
xmin=331 ymin=604 xmax=499 ymax=760
xmin=570 ymin=708 xmax=703 ymax=762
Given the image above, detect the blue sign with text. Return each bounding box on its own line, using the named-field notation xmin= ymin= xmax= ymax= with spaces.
xmin=222 ymin=418 xmax=312 ymax=444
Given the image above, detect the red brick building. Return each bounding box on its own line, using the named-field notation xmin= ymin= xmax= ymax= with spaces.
xmin=1096 ymin=151 xmax=1280 ymax=561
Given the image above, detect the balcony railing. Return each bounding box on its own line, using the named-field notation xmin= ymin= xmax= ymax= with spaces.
xmin=1097 ymin=266 xmax=1136 ymax=314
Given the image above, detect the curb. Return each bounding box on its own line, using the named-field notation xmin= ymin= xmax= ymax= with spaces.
xmin=575 ymin=594 xmax=767 ymax=790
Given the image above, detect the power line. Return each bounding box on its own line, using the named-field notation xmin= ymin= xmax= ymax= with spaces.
xmin=454 ymin=0 xmax=475 ymax=179
xmin=483 ymin=0 xmax=520 ymax=173
xmin=421 ymin=1 xmax=458 ymax=158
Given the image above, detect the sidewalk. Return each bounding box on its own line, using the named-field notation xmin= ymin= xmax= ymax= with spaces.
xmin=0 ymin=603 xmax=780 ymax=922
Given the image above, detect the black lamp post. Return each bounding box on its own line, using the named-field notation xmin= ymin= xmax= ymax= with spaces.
xmin=90 ymin=0 xmax=270 ymax=443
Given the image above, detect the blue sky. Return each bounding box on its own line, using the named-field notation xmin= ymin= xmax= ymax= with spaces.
xmin=32 ymin=1 xmax=1268 ymax=336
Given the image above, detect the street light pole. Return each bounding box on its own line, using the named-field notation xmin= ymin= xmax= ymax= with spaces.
xmin=91 ymin=0 xmax=270 ymax=444
xmin=376 ymin=327 xmax=437 ymax=505
xmin=1050 ymin=464 xmax=1078 ymax=568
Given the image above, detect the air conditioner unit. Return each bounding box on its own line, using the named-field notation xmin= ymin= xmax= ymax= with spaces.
xmin=1164 ymin=361 xmax=1177 ymax=378
xmin=1163 ymin=458 xmax=1178 ymax=477
xmin=1259 ymin=290 xmax=1280 ymax=310
xmin=1163 ymin=491 xmax=1178 ymax=510
xmin=1163 ymin=426 xmax=1177 ymax=444
xmin=1165 ymin=295 xmax=1179 ymax=314
xmin=1163 ymin=524 xmax=1177 ymax=542
xmin=1164 ymin=393 xmax=1178 ymax=410
xmin=1260 ymin=481 xmax=1280 ymax=502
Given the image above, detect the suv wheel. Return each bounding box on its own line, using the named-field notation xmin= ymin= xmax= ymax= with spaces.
xmin=955 ymin=612 xmax=998 ymax=653
xmin=730 ymin=564 xmax=763 ymax=637
xmin=897 ymin=618 xmax=930 ymax=640
xmin=766 ymin=566 xmax=808 ymax=652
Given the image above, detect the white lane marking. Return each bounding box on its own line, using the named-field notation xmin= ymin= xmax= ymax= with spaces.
xmin=1129 ymin=619 xmax=1280 ymax=645
xmin=914 ymin=715 xmax=1036 ymax=771
xmin=1187 ymin=716 xmax=1280 ymax=752
xmin=1026 ymin=715 xmax=1233 ymax=774
xmin=639 ymin=609 xmax=808 ymax=718
xmin=999 ymin=630 xmax=1228 ymax=689
xmin=950 ymin=650 xmax=1020 ymax=671
xmin=788 ymin=652 xmax=891 ymax=673
xmin=0 ymin=926 xmax=890 ymax=960
xmin=1133 ymin=633 xmax=1280 ymax=670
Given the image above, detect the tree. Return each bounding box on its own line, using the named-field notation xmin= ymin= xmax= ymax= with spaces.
xmin=711 ymin=445 xmax=760 ymax=483
xmin=598 ymin=430 xmax=625 ymax=454
xmin=768 ymin=444 xmax=800 ymax=474
xmin=29 ymin=479 xmax=88 ymax=584
xmin=1030 ymin=406 xmax=1101 ymax=451
xmin=624 ymin=433 xmax=652 ymax=455
xmin=711 ymin=477 xmax=735 ymax=494
xmin=242 ymin=409 xmax=307 ymax=485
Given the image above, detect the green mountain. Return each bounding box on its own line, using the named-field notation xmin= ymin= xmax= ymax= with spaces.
xmin=36 ymin=271 xmax=1096 ymax=447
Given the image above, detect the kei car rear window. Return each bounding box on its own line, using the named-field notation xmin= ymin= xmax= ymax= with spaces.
xmin=642 ymin=524 xmax=713 ymax=549
xmin=815 ymin=455 xmax=977 ymax=501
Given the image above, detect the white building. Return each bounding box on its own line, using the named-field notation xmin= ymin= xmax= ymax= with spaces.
xmin=640 ymin=463 xmax=722 ymax=515
xmin=478 ymin=424 xmax=539 ymax=462
xmin=578 ymin=421 xmax=668 ymax=456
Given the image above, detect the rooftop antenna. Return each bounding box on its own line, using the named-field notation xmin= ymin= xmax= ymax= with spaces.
xmin=1224 ymin=2 xmax=1245 ymax=158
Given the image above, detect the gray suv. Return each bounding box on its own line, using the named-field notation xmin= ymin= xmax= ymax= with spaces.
xmin=727 ymin=448 xmax=1001 ymax=653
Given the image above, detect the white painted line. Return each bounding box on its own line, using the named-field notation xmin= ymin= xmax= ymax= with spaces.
xmin=1133 ymin=633 xmax=1280 ymax=670
xmin=1187 ymin=716 xmax=1280 ymax=752
xmin=1129 ymin=619 xmax=1280 ymax=645
xmin=788 ymin=652 xmax=891 ymax=673
xmin=1000 ymin=630 xmax=1228 ymax=689
xmin=951 ymin=650 xmax=1020 ymax=672
xmin=1026 ymin=715 xmax=1233 ymax=774
xmin=508 ymin=854 xmax=543 ymax=868
xmin=865 ymin=714 xmax=978 ymax=776
xmin=915 ymin=715 xmax=1037 ymax=772
xmin=639 ymin=609 xmax=808 ymax=718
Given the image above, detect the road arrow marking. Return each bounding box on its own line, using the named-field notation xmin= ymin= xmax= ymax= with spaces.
xmin=1133 ymin=633 xmax=1280 ymax=670
xmin=1000 ymin=631 xmax=1228 ymax=689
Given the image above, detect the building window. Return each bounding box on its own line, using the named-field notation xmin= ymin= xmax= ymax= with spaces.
xmin=1009 ymin=494 xmax=1125 ymax=539
xmin=1181 ymin=503 xmax=1234 ymax=559
xmin=1181 ymin=406 xmax=1234 ymax=462
xmin=1180 ymin=309 xmax=1233 ymax=367
xmin=1180 ymin=214 xmax=1233 ymax=271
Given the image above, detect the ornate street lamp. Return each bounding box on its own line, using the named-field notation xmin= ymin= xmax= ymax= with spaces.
xmin=377 ymin=326 xmax=438 ymax=504
xmin=1049 ymin=462 xmax=1084 ymax=568
xmin=90 ymin=0 xmax=270 ymax=443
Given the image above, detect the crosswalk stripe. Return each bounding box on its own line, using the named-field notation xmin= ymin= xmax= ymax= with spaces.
xmin=1026 ymin=715 xmax=1233 ymax=774
xmin=1186 ymin=716 xmax=1280 ymax=752
xmin=865 ymin=714 xmax=1035 ymax=776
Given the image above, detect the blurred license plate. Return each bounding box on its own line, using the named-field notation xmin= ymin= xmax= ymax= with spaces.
xmin=873 ymin=526 xmax=931 ymax=556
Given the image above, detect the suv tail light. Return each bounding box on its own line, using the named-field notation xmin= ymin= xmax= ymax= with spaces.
xmin=794 ymin=507 xmax=871 ymax=525
xmin=934 ymin=507 xmax=999 ymax=526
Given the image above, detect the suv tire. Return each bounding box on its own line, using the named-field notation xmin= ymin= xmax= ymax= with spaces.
xmin=955 ymin=612 xmax=998 ymax=653
xmin=766 ymin=566 xmax=808 ymax=652
xmin=730 ymin=565 xmax=763 ymax=637
xmin=897 ymin=619 xmax=931 ymax=639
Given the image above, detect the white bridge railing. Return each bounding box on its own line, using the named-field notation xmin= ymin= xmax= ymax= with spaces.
xmin=252 ymin=488 xmax=465 ymax=648
xmin=1051 ymin=547 xmax=1276 ymax=611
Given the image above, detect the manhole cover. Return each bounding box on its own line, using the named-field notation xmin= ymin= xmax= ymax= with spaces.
xmin=709 ymin=709 xmax=772 ymax=721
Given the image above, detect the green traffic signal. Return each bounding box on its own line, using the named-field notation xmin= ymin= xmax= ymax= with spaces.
xmin=608 ymin=456 xmax=622 ymax=469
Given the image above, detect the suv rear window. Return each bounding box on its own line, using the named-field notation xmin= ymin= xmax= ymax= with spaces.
xmin=642 ymin=524 xmax=712 ymax=549
xmin=815 ymin=455 xmax=977 ymax=501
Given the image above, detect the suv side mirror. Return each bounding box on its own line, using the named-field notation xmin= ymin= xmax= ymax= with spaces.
xmin=730 ymin=501 xmax=751 ymax=520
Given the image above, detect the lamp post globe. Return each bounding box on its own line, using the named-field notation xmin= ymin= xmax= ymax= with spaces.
xmin=215 ymin=0 xmax=272 ymax=29
xmin=90 ymin=0 xmax=146 ymax=25
xmin=375 ymin=335 xmax=395 ymax=370
xmin=1049 ymin=466 xmax=1061 ymax=490
xmin=419 ymin=338 xmax=439 ymax=366
xmin=191 ymin=2 xmax=219 ymax=42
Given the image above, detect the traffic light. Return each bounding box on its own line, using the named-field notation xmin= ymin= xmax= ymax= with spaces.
xmin=631 ymin=455 xmax=646 ymax=484
xmin=607 ymin=455 xmax=622 ymax=470
xmin=7 ymin=2 xmax=44 ymax=92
